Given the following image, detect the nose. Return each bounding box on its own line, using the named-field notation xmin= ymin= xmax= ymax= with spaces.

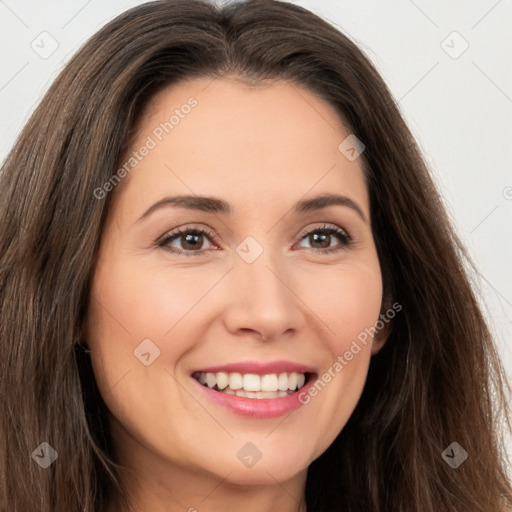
xmin=222 ymin=248 xmax=305 ymax=342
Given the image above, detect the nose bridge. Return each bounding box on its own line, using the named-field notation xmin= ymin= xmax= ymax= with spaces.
xmin=224 ymin=239 xmax=302 ymax=338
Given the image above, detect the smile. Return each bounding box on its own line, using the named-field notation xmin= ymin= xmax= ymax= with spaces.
xmin=190 ymin=362 xmax=317 ymax=418
xmin=192 ymin=371 xmax=310 ymax=399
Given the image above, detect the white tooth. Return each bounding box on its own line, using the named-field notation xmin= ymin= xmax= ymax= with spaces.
xmin=208 ymin=372 xmax=306 ymax=396
xmin=260 ymin=374 xmax=278 ymax=392
xmin=287 ymin=372 xmax=298 ymax=390
xmin=216 ymin=372 xmax=229 ymax=390
xmin=221 ymin=388 xmax=292 ymax=399
xmin=277 ymin=372 xmax=289 ymax=391
xmin=198 ymin=372 xmax=207 ymax=384
xmin=255 ymin=390 xmax=284 ymax=399
xmin=243 ymin=373 xmax=261 ymax=392
xmin=229 ymin=372 xmax=243 ymax=390
xmin=206 ymin=373 xmax=216 ymax=388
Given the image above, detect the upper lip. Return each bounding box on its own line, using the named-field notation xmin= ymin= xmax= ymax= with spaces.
xmin=192 ymin=360 xmax=316 ymax=376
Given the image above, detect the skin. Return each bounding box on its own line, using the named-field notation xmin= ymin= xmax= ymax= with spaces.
xmin=86 ymin=76 xmax=388 ymax=512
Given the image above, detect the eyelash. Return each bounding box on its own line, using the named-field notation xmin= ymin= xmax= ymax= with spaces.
xmin=157 ymin=223 xmax=352 ymax=257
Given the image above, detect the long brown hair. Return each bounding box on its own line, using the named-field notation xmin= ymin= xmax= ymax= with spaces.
xmin=1 ymin=1 xmax=511 ymax=511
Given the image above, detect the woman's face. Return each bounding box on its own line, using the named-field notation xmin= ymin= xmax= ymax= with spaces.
xmin=87 ymin=77 xmax=386 ymax=489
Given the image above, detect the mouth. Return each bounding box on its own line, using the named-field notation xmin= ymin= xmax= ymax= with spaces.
xmin=191 ymin=370 xmax=313 ymax=399
xmin=190 ymin=361 xmax=318 ymax=418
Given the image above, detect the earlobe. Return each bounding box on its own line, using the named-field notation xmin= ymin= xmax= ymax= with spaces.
xmin=371 ymin=333 xmax=388 ymax=355
xmin=371 ymin=299 xmax=395 ymax=355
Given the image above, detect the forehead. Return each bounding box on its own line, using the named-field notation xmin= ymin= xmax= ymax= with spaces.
xmin=112 ymin=77 xmax=369 ymax=220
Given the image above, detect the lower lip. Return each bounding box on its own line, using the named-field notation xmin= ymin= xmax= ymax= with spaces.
xmin=192 ymin=375 xmax=317 ymax=419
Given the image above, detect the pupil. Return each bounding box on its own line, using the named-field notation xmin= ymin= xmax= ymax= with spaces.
xmin=311 ymin=233 xmax=329 ymax=248
xmin=183 ymin=233 xmax=202 ymax=250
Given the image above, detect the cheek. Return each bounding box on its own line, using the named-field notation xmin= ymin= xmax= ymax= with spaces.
xmin=301 ymin=260 xmax=383 ymax=346
xmin=294 ymin=259 xmax=383 ymax=446
xmin=85 ymin=258 xmax=193 ymax=453
xmin=87 ymin=255 xmax=210 ymax=350
xmin=85 ymin=253 xmax=224 ymax=416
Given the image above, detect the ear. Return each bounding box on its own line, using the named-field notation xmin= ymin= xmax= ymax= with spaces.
xmin=371 ymin=299 xmax=396 ymax=355
xmin=75 ymin=318 xmax=90 ymax=351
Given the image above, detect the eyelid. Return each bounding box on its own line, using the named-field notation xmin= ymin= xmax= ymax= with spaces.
xmin=295 ymin=222 xmax=351 ymax=243
xmin=156 ymin=224 xmax=221 ymax=254
xmin=157 ymin=222 xmax=352 ymax=256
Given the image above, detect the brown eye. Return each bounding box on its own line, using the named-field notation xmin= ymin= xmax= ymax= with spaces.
xmin=296 ymin=225 xmax=351 ymax=253
xmin=158 ymin=227 xmax=218 ymax=256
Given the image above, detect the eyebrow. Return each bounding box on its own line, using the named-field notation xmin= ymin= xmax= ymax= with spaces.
xmin=135 ymin=193 xmax=367 ymax=223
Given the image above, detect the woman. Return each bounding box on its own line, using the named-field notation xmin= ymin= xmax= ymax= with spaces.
xmin=1 ymin=1 xmax=511 ymax=511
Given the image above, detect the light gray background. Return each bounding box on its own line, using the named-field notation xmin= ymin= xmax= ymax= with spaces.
xmin=1 ymin=0 xmax=511 ymax=469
